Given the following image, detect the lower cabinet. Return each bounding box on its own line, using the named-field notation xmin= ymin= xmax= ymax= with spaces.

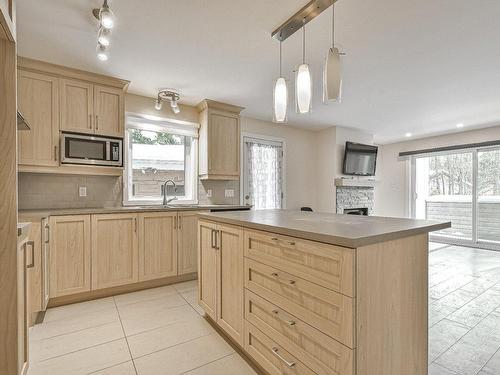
xmin=138 ymin=211 xmax=177 ymax=281
xmin=198 ymin=220 xmax=244 ymax=345
xmin=178 ymin=211 xmax=201 ymax=275
xmin=92 ymin=213 xmax=139 ymax=290
xmin=26 ymin=221 xmax=41 ymax=325
xmin=49 ymin=215 xmax=91 ymax=298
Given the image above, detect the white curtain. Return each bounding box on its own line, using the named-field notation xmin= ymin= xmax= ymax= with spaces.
xmin=246 ymin=141 xmax=283 ymax=209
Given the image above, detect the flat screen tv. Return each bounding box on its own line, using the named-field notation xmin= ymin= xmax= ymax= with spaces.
xmin=342 ymin=141 xmax=378 ymax=176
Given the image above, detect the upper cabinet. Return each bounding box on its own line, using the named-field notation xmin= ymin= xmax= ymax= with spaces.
xmin=17 ymin=58 xmax=129 ymax=174
xmin=0 ymin=0 xmax=16 ymax=42
xmin=197 ymin=100 xmax=244 ymax=180
xmin=18 ymin=70 xmax=59 ymax=166
xmin=60 ymin=80 xmax=124 ymax=137
xmin=60 ymin=79 xmax=93 ymax=134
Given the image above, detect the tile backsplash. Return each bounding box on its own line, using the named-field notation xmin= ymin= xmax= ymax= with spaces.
xmin=18 ymin=173 xmax=122 ymax=210
xmin=18 ymin=173 xmax=241 ymax=210
xmin=198 ymin=180 xmax=240 ymax=205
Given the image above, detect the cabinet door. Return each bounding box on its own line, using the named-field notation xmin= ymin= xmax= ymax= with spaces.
xmin=94 ymin=85 xmax=124 ymax=137
xmin=49 ymin=215 xmax=91 ymax=298
xmin=27 ymin=221 xmax=42 ymax=323
xmin=18 ymin=70 xmax=59 ymax=166
xmin=60 ymin=78 xmax=93 ymax=134
xmin=138 ymin=212 xmax=177 ymax=281
xmin=216 ymin=223 xmax=244 ymax=345
xmin=92 ymin=213 xmax=138 ymax=290
xmin=208 ymin=111 xmax=239 ymax=178
xmin=198 ymin=220 xmax=218 ymax=319
xmin=17 ymin=240 xmax=28 ymax=375
xmin=178 ymin=211 xmax=205 ymax=275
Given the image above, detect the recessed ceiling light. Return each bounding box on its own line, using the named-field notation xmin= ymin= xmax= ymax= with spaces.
xmin=456 ymin=123 xmax=464 ymax=128
xmin=405 ymin=132 xmax=412 ymax=138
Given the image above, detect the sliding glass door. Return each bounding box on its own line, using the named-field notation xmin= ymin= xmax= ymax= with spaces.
xmin=411 ymin=146 xmax=500 ymax=250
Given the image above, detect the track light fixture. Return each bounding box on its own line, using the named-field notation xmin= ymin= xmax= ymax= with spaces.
xmin=155 ymin=89 xmax=181 ymax=115
xmin=93 ymin=0 xmax=115 ymax=61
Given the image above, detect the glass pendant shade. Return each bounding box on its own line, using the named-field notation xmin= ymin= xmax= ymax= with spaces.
xmin=96 ymin=44 xmax=109 ymax=61
xmin=295 ymin=64 xmax=312 ymax=114
xmin=273 ymin=77 xmax=288 ymax=123
xmin=100 ymin=7 xmax=114 ymax=29
xmin=323 ymin=47 xmax=342 ymax=102
xmin=97 ymin=27 xmax=111 ymax=46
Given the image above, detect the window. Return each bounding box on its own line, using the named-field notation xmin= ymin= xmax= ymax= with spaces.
xmin=124 ymin=114 xmax=198 ymax=205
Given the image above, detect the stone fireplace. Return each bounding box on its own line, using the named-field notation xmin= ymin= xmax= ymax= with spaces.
xmin=336 ymin=186 xmax=374 ymax=215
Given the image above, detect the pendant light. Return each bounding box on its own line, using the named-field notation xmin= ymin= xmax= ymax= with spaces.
xmin=273 ymin=36 xmax=288 ymax=123
xmin=296 ymin=20 xmax=312 ymax=114
xmin=323 ymin=4 xmax=342 ymax=102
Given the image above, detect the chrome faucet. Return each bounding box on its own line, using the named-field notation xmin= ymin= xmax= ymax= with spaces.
xmin=162 ymin=179 xmax=178 ymax=206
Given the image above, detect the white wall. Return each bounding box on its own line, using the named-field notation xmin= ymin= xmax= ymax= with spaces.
xmin=374 ymin=125 xmax=500 ymax=218
xmin=314 ymin=126 xmax=374 ymax=213
xmin=241 ymin=117 xmax=318 ymax=210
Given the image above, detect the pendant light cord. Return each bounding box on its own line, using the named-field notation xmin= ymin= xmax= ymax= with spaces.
xmin=302 ymin=18 xmax=306 ymax=64
xmin=279 ymin=35 xmax=283 ymax=77
xmin=332 ymin=4 xmax=335 ymax=49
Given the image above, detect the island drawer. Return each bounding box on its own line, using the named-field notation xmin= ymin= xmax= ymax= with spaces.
xmin=244 ymin=321 xmax=316 ymax=375
xmin=245 ymin=289 xmax=354 ymax=375
xmin=244 ymin=258 xmax=355 ymax=348
xmin=244 ymin=229 xmax=354 ymax=297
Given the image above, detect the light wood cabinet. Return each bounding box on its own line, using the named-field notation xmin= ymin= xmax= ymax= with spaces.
xmin=178 ymin=211 xmax=203 ymax=275
xmin=216 ymin=223 xmax=244 ymax=345
xmin=198 ymin=220 xmax=244 ymax=345
xmin=60 ymin=79 xmax=124 ymax=137
xmin=49 ymin=215 xmax=91 ymax=298
xmin=17 ymin=235 xmax=29 ymax=375
xmin=41 ymin=218 xmax=50 ymax=310
xmin=197 ymin=100 xmax=244 ymax=180
xmin=138 ymin=212 xmax=177 ymax=281
xmin=17 ymin=70 xmax=59 ymax=167
xmin=94 ymin=85 xmax=124 ymax=137
xmin=92 ymin=213 xmax=138 ymax=290
xmin=26 ymin=222 xmax=41 ymax=325
xmin=198 ymin=220 xmax=218 ymax=319
xmin=0 ymin=0 xmax=15 ymax=42
xmin=60 ymin=78 xmax=93 ymax=134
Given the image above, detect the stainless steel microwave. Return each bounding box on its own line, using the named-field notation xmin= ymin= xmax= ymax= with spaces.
xmin=61 ymin=132 xmax=123 ymax=167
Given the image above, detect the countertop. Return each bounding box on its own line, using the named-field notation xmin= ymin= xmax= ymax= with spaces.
xmin=199 ymin=209 xmax=451 ymax=248
xmin=18 ymin=205 xmax=250 ymax=221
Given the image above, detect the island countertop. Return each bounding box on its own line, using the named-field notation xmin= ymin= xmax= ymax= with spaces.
xmin=199 ymin=209 xmax=450 ymax=248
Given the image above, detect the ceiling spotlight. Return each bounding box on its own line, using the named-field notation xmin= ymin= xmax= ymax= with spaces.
xmin=456 ymin=123 xmax=464 ymax=128
xmin=155 ymin=89 xmax=181 ymax=115
xmin=97 ymin=27 xmax=111 ymax=46
xmin=93 ymin=0 xmax=115 ymax=29
xmin=170 ymin=100 xmax=180 ymax=114
xmin=405 ymin=132 xmax=412 ymax=138
xmin=155 ymin=99 xmax=162 ymax=111
xmin=96 ymin=44 xmax=109 ymax=61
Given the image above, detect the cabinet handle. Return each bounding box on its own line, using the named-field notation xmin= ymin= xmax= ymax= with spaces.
xmin=89 ymin=114 xmax=92 ymax=129
xmin=44 ymin=225 xmax=50 ymax=244
xmin=271 ymin=347 xmax=295 ymax=368
xmin=211 ymin=229 xmax=216 ymax=249
xmin=271 ymin=309 xmax=296 ymax=326
xmin=96 ymin=115 xmax=99 ymax=131
xmin=215 ymin=230 xmax=220 ymax=250
xmin=178 ymin=216 xmax=181 ymax=230
xmin=54 ymin=146 xmax=58 ymax=161
xmin=271 ymin=237 xmax=278 ymax=241
xmin=26 ymin=241 xmax=35 ymax=268
xmin=134 ymin=218 xmax=137 ymax=232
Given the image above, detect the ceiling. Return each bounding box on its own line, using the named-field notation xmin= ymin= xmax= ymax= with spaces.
xmin=16 ymin=0 xmax=500 ymax=144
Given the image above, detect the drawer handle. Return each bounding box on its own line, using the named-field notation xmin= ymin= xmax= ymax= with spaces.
xmin=271 ymin=347 xmax=296 ymax=368
xmin=271 ymin=272 xmax=279 ymax=277
xmin=272 ymin=309 xmax=279 ymax=314
xmin=271 ymin=237 xmax=279 ymax=241
xmin=287 ymin=241 xmax=296 ymax=246
xmin=288 ymin=279 xmax=296 ymax=285
xmin=287 ymin=320 xmax=296 ymax=326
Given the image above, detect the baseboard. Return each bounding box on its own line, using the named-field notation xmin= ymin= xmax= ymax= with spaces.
xmin=48 ymin=273 xmax=197 ymax=308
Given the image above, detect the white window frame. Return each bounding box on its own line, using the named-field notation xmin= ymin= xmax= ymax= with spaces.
xmin=123 ymin=112 xmax=199 ymax=206
xmin=240 ymin=132 xmax=286 ymax=209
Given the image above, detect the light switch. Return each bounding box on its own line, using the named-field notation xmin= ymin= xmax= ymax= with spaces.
xmin=225 ymin=189 xmax=234 ymax=198
xmin=79 ymin=186 xmax=87 ymax=197
xmin=206 ymin=189 xmax=212 ymax=198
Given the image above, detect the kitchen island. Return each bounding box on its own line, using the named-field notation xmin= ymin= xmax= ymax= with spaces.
xmin=197 ymin=210 xmax=450 ymax=375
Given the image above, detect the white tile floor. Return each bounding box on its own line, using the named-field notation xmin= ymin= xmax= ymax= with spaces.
xmin=27 ymin=280 xmax=257 ymax=375
xmin=28 ymin=244 xmax=500 ymax=375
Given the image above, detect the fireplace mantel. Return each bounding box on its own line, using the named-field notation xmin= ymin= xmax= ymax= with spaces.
xmin=335 ymin=178 xmax=377 ymax=188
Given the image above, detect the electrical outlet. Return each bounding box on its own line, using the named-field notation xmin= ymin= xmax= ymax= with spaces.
xmin=206 ymin=189 xmax=212 ymax=198
xmin=225 ymin=189 xmax=234 ymax=198
xmin=79 ymin=186 xmax=87 ymax=197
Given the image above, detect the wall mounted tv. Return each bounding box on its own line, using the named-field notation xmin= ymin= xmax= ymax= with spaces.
xmin=342 ymin=141 xmax=378 ymax=176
